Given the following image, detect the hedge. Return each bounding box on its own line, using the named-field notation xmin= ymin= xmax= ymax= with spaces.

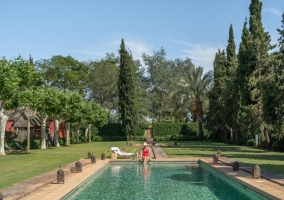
xmin=152 ymin=122 xmax=209 ymax=141
xmin=96 ymin=122 xmax=210 ymax=141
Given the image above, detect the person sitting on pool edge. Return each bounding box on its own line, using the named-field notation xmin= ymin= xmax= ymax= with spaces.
xmin=140 ymin=142 xmax=150 ymax=164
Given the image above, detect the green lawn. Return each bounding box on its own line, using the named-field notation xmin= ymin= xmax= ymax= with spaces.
xmin=0 ymin=141 xmax=141 ymax=190
xmin=161 ymin=141 xmax=284 ymax=175
xmin=0 ymin=141 xmax=283 ymax=190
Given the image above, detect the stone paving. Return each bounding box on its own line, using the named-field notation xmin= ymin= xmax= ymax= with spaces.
xmin=151 ymin=146 xmax=168 ymax=158
xmin=0 ymin=145 xmax=283 ymax=200
xmin=217 ymin=157 xmax=284 ymax=186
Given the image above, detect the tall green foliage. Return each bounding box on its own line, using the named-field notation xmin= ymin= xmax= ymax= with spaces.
xmin=118 ymin=39 xmax=138 ymax=140
xmin=208 ymin=50 xmax=226 ymax=140
xmin=224 ymin=24 xmax=238 ymax=143
xmin=142 ymin=48 xmax=176 ymax=122
xmin=269 ymin=13 xmax=284 ymax=139
xmin=0 ymin=56 xmax=43 ymax=155
xmin=173 ymin=58 xmax=197 ymax=122
xmin=133 ymin=59 xmax=150 ymax=123
xmin=236 ymin=0 xmax=273 ymax=147
xmin=179 ymin=66 xmax=212 ymax=141
xmin=35 ymin=55 xmax=89 ymax=95
xmin=86 ymin=54 xmax=119 ymax=111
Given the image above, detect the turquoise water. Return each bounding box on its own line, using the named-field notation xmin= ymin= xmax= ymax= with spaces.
xmin=62 ymin=162 xmax=267 ymax=200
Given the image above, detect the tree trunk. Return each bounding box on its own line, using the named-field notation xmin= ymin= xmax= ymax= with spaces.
xmin=65 ymin=122 xmax=70 ymax=145
xmin=27 ymin=118 xmax=31 ymax=151
xmin=234 ymin=130 xmax=238 ymax=145
xmin=54 ymin=119 xmax=60 ymax=147
xmin=75 ymin=124 xmax=80 ymax=144
xmin=224 ymin=130 xmax=228 ymax=143
xmin=0 ymin=110 xmax=8 ymax=155
xmin=84 ymin=125 xmax=88 ymax=143
xmin=39 ymin=114 xmax=47 ymax=149
xmin=84 ymin=124 xmax=92 ymax=143
xmin=198 ymin=121 xmax=203 ymax=142
xmin=88 ymin=124 xmax=92 ymax=142
xmin=230 ymin=128 xmax=233 ymax=143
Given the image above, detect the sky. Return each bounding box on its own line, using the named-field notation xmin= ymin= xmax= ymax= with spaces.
xmin=0 ymin=0 xmax=283 ymax=73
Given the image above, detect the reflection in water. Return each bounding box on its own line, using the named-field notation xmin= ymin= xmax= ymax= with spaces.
xmin=144 ymin=165 xmax=149 ymax=180
xmin=142 ymin=164 xmax=151 ymax=192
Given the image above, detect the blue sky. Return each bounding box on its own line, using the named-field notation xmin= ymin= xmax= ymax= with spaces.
xmin=1 ymin=0 xmax=283 ymax=73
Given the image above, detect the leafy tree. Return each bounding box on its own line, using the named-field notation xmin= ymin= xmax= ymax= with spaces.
xmin=224 ymin=24 xmax=238 ymax=143
xmin=118 ymin=39 xmax=138 ymax=140
xmin=35 ymin=55 xmax=89 ymax=95
xmin=17 ymin=87 xmax=60 ymax=149
xmin=142 ymin=48 xmax=176 ymax=122
xmin=208 ymin=50 xmax=226 ymax=141
xmin=0 ymin=56 xmax=43 ymax=155
xmin=265 ymin=12 xmax=284 ymax=140
xmin=178 ymin=65 xmax=213 ymax=141
xmin=238 ymin=0 xmax=273 ymax=147
xmin=70 ymin=101 xmax=109 ymax=143
xmin=236 ymin=19 xmax=253 ymax=143
xmin=172 ymin=58 xmax=199 ymax=122
xmin=48 ymin=91 xmax=83 ymax=146
xmin=133 ymin=59 xmax=150 ymax=123
xmin=85 ymin=54 xmax=119 ymax=111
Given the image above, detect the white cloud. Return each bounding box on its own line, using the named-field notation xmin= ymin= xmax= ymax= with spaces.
xmin=124 ymin=40 xmax=153 ymax=61
xmin=169 ymin=39 xmax=224 ymax=73
xmin=77 ymin=39 xmax=152 ymax=65
xmin=263 ymin=7 xmax=282 ymax=17
xmin=77 ymin=49 xmax=106 ymax=58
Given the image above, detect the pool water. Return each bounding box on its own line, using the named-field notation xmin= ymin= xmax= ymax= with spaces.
xmin=62 ymin=162 xmax=267 ymax=200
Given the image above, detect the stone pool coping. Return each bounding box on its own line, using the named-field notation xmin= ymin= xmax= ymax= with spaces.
xmin=0 ymin=157 xmax=283 ymax=200
xmin=200 ymin=158 xmax=283 ymax=200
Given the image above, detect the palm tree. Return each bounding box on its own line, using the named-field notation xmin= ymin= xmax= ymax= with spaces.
xmin=177 ymin=65 xmax=213 ymax=141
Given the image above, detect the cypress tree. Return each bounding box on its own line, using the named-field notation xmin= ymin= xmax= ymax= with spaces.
xmin=277 ymin=14 xmax=284 ymax=119
xmin=249 ymin=0 xmax=273 ymax=146
xmin=236 ymin=18 xmax=255 ymax=144
xmin=118 ymin=39 xmax=138 ymax=140
xmin=237 ymin=0 xmax=273 ymax=146
xmin=269 ymin=13 xmax=284 ymax=139
xmin=208 ymin=50 xmax=226 ymax=141
xmin=224 ymin=24 xmax=238 ymax=143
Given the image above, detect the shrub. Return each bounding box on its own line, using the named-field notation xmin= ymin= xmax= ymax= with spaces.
xmin=92 ymin=136 xmax=103 ymax=142
xmin=112 ymin=135 xmax=127 ymax=141
xmin=5 ymin=140 xmax=16 ymax=147
xmin=271 ymin=140 xmax=284 ymax=152
xmin=79 ymin=135 xmax=85 ymax=142
xmin=70 ymin=137 xmax=76 ymax=144
xmin=153 ymin=135 xmax=172 ymax=142
xmin=187 ymin=135 xmax=197 ymax=141
xmin=237 ymin=138 xmax=244 ymax=145
xmin=171 ymin=134 xmax=182 ymax=141
xmin=22 ymin=139 xmax=41 ymax=149
xmin=246 ymin=139 xmax=256 ymax=146
xmin=133 ymin=135 xmax=144 ymax=141
xmin=59 ymin=138 xmax=66 ymax=145
xmin=228 ymin=138 xmax=235 ymax=144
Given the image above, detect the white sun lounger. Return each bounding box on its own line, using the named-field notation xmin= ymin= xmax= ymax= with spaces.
xmin=109 ymin=147 xmax=135 ymax=158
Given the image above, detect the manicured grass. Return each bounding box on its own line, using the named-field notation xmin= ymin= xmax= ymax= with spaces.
xmin=0 ymin=141 xmax=142 ymax=190
xmin=0 ymin=141 xmax=283 ymax=190
xmin=161 ymin=141 xmax=284 ymax=175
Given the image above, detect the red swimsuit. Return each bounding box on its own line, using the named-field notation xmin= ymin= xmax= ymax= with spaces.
xmin=142 ymin=148 xmax=149 ymax=157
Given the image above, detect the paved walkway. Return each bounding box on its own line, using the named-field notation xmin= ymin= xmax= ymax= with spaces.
xmin=0 ymin=146 xmax=283 ymax=200
xmin=151 ymin=145 xmax=168 ymax=158
xmin=218 ymin=157 xmax=284 ymax=186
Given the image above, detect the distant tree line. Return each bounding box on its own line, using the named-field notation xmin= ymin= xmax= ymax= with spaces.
xmin=1 ymin=0 xmax=284 ymax=154
xmin=208 ymin=0 xmax=284 ymax=150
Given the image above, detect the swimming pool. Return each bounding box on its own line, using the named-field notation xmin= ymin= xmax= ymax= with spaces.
xmin=61 ymin=162 xmax=268 ymax=200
